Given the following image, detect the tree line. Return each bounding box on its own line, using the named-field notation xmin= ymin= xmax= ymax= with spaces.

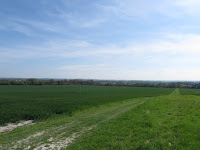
xmin=0 ymin=78 xmax=200 ymax=89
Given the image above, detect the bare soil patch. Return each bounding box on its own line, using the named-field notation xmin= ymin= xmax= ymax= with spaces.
xmin=0 ymin=120 xmax=34 ymax=132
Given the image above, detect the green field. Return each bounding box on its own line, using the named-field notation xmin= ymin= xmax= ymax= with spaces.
xmin=2 ymin=87 xmax=200 ymax=149
xmin=180 ymin=88 xmax=200 ymax=96
xmin=68 ymin=89 xmax=200 ymax=149
xmin=0 ymin=86 xmax=200 ymax=150
xmin=0 ymin=86 xmax=173 ymax=125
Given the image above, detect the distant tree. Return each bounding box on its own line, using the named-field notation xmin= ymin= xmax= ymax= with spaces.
xmin=26 ymin=78 xmax=38 ymax=85
xmin=49 ymin=79 xmax=56 ymax=85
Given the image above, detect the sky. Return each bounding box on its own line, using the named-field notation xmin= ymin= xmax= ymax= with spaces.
xmin=1 ymin=0 xmax=200 ymax=80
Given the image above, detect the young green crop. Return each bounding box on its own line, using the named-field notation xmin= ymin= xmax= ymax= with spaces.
xmin=0 ymin=85 xmax=174 ymax=125
xmin=3 ymin=89 xmax=199 ymax=149
xmin=180 ymin=88 xmax=200 ymax=96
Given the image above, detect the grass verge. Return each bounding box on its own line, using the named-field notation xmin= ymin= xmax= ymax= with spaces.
xmin=68 ymin=89 xmax=200 ymax=150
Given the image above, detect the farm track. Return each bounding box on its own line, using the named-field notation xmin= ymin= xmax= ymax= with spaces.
xmin=0 ymin=97 xmax=151 ymax=150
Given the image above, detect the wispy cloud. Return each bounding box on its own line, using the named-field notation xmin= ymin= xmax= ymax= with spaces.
xmin=2 ymin=33 xmax=200 ymax=60
xmin=0 ymin=21 xmax=34 ymax=36
xmin=58 ymin=64 xmax=108 ymax=71
xmin=0 ymin=40 xmax=134 ymax=61
xmin=1 ymin=0 xmax=200 ymax=80
xmin=11 ymin=22 xmax=33 ymax=36
xmin=136 ymin=33 xmax=200 ymax=54
xmin=56 ymin=65 xmax=200 ymax=80
xmin=99 ymin=0 xmax=200 ymax=18
xmin=174 ymin=0 xmax=200 ymax=14
xmin=45 ymin=2 xmax=107 ymax=28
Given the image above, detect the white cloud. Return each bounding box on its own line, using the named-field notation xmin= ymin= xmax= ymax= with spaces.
xmin=57 ymin=64 xmax=157 ymax=80
xmin=2 ymin=32 xmax=200 ymax=80
xmin=174 ymin=0 xmax=200 ymax=14
xmin=56 ymin=64 xmax=200 ymax=81
xmin=2 ymin=33 xmax=200 ymax=60
xmin=58 ymin=64 xmax=108 ymax=71
xmin=47 ymin=5 xmax=107 ymax=28
xmin=50 ymin=33 xmax=200 ymax=80
xmin=133 ymin=33 xmax=200 ymax=54
xmin=99 ymin=0 xmax=200 ymax=19
xmin=0 ymin=21 xmax=34 ymax=36
xmin=12 ymin=18 xmax=66 ymax=33
xmin=57 ymin=61 xmax=199 ymax=81
xmin=175 ymin=0 xmax=200 ymax=6
xmin=11 ymin=23 xmax=33 ymax=36
xmin=99 ymin=0 xmax=158 ymax=18
xmin=161 ymin=68 xmax=200 ymax=81
xmin=0 ymin=40 xmax=134 ymax=61
xmin=2 ymin=33 xmax=200 ymax=80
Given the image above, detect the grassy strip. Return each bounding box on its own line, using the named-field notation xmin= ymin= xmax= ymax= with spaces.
xmin=68 ymin=89 xmax=200 ymax=149
xmin=0 ymin=85 xmax=174 ymax=125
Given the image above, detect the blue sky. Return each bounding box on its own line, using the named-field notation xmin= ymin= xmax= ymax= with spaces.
xmin=1 ymin=0 xmax=200 ymax=80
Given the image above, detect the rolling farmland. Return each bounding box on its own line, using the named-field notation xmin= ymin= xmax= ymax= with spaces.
xmin=2 ymin=0 xmax=200 ymax=149
xmin=1 ymin=87 xmax=200 ymax=149
xmin=0 ymin=85 xmax=173 ymax=125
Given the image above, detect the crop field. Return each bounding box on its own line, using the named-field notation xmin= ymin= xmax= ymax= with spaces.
xmin=180 ymin=88 xmax=200 ymax=96
xmin=68 ymin=89 xmax=200 ymax=149
xmin=2 ymin=87 xmax=200 ymax=149
xmin=0 ymin=85 xmax=173 ymax=125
